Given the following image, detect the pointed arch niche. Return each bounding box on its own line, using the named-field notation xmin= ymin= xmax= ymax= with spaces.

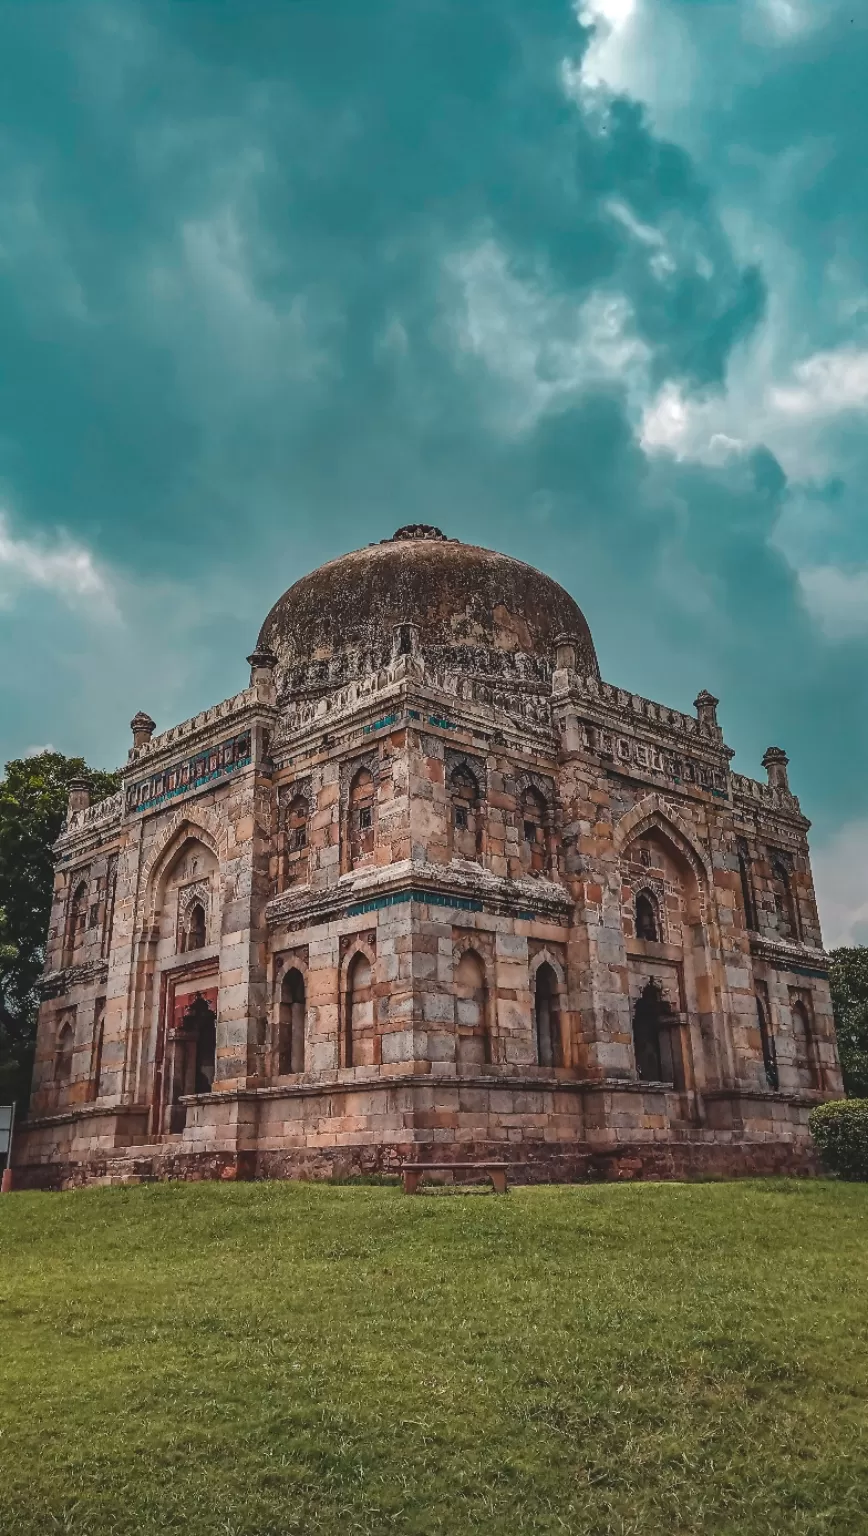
xmin=454 ymin=948 xmax=490 ymax=1067
xmin=617 ymin=802 xmax=723 ymax=1095
xmin=130 ymin=824 xmax=223 ymax=1132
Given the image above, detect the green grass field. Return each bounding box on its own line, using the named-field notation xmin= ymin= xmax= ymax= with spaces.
xmin=1 ymin=1179 xmax=867 ymax=1535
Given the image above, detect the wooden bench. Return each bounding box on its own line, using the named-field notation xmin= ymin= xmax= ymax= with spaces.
xmin=401 ymin=1161 xmax=509 ymax=1195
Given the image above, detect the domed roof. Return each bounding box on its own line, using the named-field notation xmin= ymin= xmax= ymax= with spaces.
xmin=257 ymin=525 xmax=598 ymax=689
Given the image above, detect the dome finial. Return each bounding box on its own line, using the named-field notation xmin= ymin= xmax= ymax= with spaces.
xmin=391 ymin=524 xmax=447 ymax=542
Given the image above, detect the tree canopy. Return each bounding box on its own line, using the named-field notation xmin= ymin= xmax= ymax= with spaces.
xmin=0 ymin=752 xmax=119 ymax=1105
xmin=828 ymin=946 xmax=868 ymax=1099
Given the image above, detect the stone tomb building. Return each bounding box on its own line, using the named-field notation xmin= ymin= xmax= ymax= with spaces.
xmin=18 ymin=525 xmax=842 ymax=1187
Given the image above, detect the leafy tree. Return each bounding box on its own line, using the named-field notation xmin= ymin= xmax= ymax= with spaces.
xmin=0 ymin=752 xmax=119 ymax=1107
xmin=828 ymin=946 xmax=868 ymax=1099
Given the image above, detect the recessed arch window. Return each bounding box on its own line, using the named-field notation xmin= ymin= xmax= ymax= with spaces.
xmin=91 ymin=997 xmax=106 ymax=1100
xmin=285 ymin=795 xmax=309 ymax=854
xmin=534 ymin=962 xmax=563 ymax=1068
xmin=278 ymin=968 xmax=306 ymax=1075
xmin=635 ymin=890 xmax=660 ymax=943
xmin=791 ymin=999 xmax=817 ymax=1090
xmin=771 ymin=860 xmax=799 ymax=942
xmin=756 ymin=992 xmax=779 ymax=1090
xmin=54 ymin=1018 xmax=75 ymax=1086
xmin=348 ymin=768 xmax=375 ymax=868
xmin=738 ymin=851 xmax=756 ymax=931
xmin=521 ymin=787 xmax=548 ymax=875
xmin=184 ymin=902 xmax=207 ymax=953
xmin=343 ymin=951 xmax=373 ymax=1067
xmin=455 ymin=949 xmax=490 ymax=1067
xmin=64 ymin=880 xmax=88 ymax=963
xmin=450 ymin=764 xmax=481 ymax=861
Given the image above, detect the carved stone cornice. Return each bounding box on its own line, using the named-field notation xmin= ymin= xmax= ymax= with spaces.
xmin=748 ymin=936 xmax=829 ymax=978
xmin=266 ymin=859 xmax=573 ymax=932
xmin=39 ymin=959 xmax=109 ymax=999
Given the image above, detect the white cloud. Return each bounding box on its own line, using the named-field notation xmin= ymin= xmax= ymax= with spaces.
xmin=25 ymin=743 xmax=55 ymax=758
xmin=758 ymin=0 xmax=822 ymax=40
xmin=0 ymin=509 xmax=117 ymax=618
xmin=446 ymin=238 xmax=650 ymax=430
xmin=797 ymin=564 xmax=868 ymax=640
xmin=640 ymin=382 xmax=748 ymax=460
xmin=770 ymin=348 xmax=868 ymax=417
xmin=569 ymin=0 xmax=696 ymax=131
xmin=641 ymin=340 xmax=868 ymax=473
xmin=813 ymin=818 xmax=868 ymax=948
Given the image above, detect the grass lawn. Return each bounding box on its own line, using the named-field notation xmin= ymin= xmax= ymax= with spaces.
xmin=1 ymin=1179 xmax=867 ymax=1535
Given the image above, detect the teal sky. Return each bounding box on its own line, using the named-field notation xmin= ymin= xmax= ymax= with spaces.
xmin=1 ymin=1 xmax=866 ymax=942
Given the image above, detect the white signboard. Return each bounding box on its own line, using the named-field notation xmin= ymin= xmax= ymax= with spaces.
xmin=0 ymin=1105 xmax=14 ymax=1161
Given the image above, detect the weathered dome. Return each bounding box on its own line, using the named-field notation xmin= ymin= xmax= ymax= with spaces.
xmin=258 ymin=525 xmax=599 ymax=692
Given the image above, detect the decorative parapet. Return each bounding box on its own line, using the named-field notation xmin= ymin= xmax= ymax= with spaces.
xmin=272 ymin=664 xmax=556 ymax=757
xmin=553 ymin=676 xmax=731 ymax=797
xmin=124 ymin=728 xmax=253 ymax=817
xmin=732 ymin=772 xmax=803 ymax=817
xmin=559 ymin=674 xmax=703 ymax=740
xmin=62 ymin=791 xmax=123 ymax=840
xmin=125 ymin=687 xmax=265 ymax=766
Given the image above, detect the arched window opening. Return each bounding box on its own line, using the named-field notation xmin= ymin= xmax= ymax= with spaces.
xmin=54 ymin=1019 xmax=75 ymax=1086
xmin=184 ymin=902 xmax=207 ymax=953
xmin=738 ymin=850 xmax=756 ymax=931
xmin=791 ymin=1000 xmax=817 ymax=1089
xmin=534 ymin=962 xmax=563 ymax=1069
xmin=756 ymin=994 xmax=779 ymax=1090
xmin=65 ymin=881 xmax=88 ymax=963
xmin=344 ymin=952 xmax=373 ymax=1068
xmin=635 ymin=890 xmax=660 ymax=943
xmin=91 ymin=998 xmax=106 ymax=1100
xmin=276 ymin=792 xmax=309 ymax=893
xmin=455 ymin=949 xmax=490 ymax=1067
xmin=771 ymin=861 xmax=799 ymax=942
xmin=451 ymin=765 xmax=480 ymax=861
xmin=278 ymin=968 xmax=306 ymax=1074
xmin=286 ymin=795 xmax=309 ymax=854
xmin=632 ymin=980 xmax=682 ymax=1086
xmin=522 ymin=787 xmax=548 ymax=876
xmin=349 ymin=769 xmax=375 ymax=868
xmin=184 ymin=995 xmax=217 ymax=1095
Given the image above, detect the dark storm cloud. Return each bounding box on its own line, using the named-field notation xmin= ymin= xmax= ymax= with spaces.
xmin=0 ymin=0 xmax=866 ymax=930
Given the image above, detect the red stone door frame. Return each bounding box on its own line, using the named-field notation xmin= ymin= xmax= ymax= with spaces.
xmin=151 ymin=959 xmax=219 ymax=1137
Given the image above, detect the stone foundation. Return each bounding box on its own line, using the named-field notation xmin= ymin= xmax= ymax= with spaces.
xmin=13 ymin=1138 xmax=822 ymax=1192
xmin=15 ymin=1076 xmax=823 ymax=1189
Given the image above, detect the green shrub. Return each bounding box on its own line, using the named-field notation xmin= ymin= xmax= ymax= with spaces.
xmin=809 ymin=1099 xmax=868 ymax=1180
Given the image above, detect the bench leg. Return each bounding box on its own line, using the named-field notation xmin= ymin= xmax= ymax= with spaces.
xmin=490 ymin=1170 xmax=508 ymax=1194
xmin=403 ymin=1170 xmax=421 ymax=1195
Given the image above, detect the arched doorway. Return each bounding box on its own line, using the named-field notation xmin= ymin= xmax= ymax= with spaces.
xmin=165 ymin=992 xmax=217 ymax=1129
xmin=632 ymin=980 xmax=683 ymax=1087
xmin=187 ymin=994 xmax=217 ymax=1094
xmin=534 ymin=962 xmax=563 ymax=1068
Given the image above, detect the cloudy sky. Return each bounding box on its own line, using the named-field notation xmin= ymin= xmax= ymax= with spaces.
xmin=0 ymin=0 xmax=866 ymax=942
